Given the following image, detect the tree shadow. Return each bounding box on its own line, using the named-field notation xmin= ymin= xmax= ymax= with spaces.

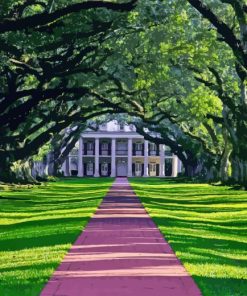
xmin=0 ymin=178 xmax=112 ymax=295
xmin=131 ymin=179 xmax=247 ymax=296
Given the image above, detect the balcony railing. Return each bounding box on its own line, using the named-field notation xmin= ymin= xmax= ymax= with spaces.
xmin=85 ymin=150 xmax=94 ymax=156
xmin=116 ymin=150 xmax=128 ymax=156
xmin=149 ymin=150 xmax=159 ymax=156
xmin=133 ymin=150 xmax=143 ymax=156
xmin=79 ymin=149 xmax=168 ymax=157
xmin=101 ymin=150 xmax=110 ymax=156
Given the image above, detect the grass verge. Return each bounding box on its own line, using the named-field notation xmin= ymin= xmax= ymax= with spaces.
xmin=0 ymin=177 xmax=113 ymax=296
xmin=130 ymin=178 xmax=247 ymax=296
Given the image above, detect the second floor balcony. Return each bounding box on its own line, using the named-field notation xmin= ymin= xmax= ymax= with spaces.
xmin=133 ymin=150 xmax=143 ymax=156
xmin=116 ymin=149 xmax=128 ymax=156
xmin=149 ymin=150 xmax=159 ymax=156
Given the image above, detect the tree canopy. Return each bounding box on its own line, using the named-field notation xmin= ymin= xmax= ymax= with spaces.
xmin=1 ymin=0 xmax=247 ymax=187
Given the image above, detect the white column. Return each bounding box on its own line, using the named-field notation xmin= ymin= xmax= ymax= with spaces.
xmin=159 ymin=144 xmax=165 ymax=177
xmin=62 ymin=160 xmax=66 ymax=176
xmin=128 ymin=138 xmax=133 ymax=177
xmin=65 ymin=156 xmax=70 ymax=176
xmin=144 ymin=140 xmax=149 ymax=177
xmin=94 ymin=138 xmax=100 ymax=177
xmin=172 ymin=154 xmax=178 ymax=177
xmin=178 ymin=159 xmax=182 ymax=173
xmin=69 ymin=155 xmax=73 ymax=176
xmin=111 ymin=138 xmax=116 ymax=177
xmin=78 ymin=137 xmax=83 ymax=177
xmin=61 ymin=146 xmax=66 ymax=176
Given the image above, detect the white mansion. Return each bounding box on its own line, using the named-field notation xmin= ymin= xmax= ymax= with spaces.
xmin=61 ymin=121 xmax=182 ymax=178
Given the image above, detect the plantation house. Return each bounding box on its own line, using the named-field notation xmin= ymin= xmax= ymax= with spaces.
xmin=62 ymin=121 xmax=182 ymax=177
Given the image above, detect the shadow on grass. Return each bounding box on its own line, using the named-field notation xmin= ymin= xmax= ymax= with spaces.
xmin=0 ymin=177 xmax=112 ymax=296
xmin=0 ymin=262 xmax=62 ymax=296
xmin=192 ymin=276 xmax=247 ymax=296
xmin=0 ymin=216 xmax=89 ymax=251
xmin=130 ymin=178 xmax=247 ymax=296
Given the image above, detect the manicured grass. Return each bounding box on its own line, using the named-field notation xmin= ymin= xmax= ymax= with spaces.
xmin=0 ymin=177 xmax=113 ymax=296
xmin=130 ymin=178 xmax=247 ymax=296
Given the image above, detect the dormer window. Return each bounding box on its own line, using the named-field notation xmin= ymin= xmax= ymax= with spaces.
xmin=119 ymin=123 xmax=124 ymax=131
xmin=101 ymin=123 xmax=107 ymax=130
xmin=129 ymin=125 xmax=134 ymax=131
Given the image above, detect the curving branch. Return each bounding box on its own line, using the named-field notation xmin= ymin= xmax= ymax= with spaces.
xmin=0 ymin=0 xmax=137 ymax=34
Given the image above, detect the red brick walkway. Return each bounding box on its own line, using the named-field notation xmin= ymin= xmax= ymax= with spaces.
xmin=40 ymin=178 xmax=201 ymax=296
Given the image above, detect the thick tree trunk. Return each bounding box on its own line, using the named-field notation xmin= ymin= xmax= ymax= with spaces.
xmin=231 ymin=155 xmax=240 ymax=182
xmin=240 ymin=81 xmax=247 ymax=105
xmin=231 ymin=153 xmax=247 ymax=188
xmin=206 ymin=166 xmax=214 ymax=181
xmin=11 ymin=159 xmax=38 ymax=184
xmin=243 ymin=161 xmax=247 ymax=189
xmin=185 ymin=164 xmax=197 ymax=177
xmin=219 ymin=155 xmax=230 ymax=183
xmin=205 ymin=165 xmax=219 ymax=181
xmin=52 ymin=145 xmax=63 ymax=176
xmin=228 ymin=115 xmax=247 ymax=187
xmin=219 ymin=129 xmax=232 ymax=183
xmin=183 ymin=158 xmax=203 ymax=178
xmin=0 ymin=158 xmax=15 ymax=182
xmin=21 ymin=160 xmax=38 ymax=183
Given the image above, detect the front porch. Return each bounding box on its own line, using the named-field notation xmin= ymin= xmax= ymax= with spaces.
xmin=63 ymin=156 xmax=178 ymax=178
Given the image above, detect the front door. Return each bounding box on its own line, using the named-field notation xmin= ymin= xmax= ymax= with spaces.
xmin=101 ymin=163 xmax=108 ymax=176
xmin=117 ymin=160 xmax=127 ymax=176
xmin=135 ymin=163 xmax=142 ymax=177
xmin=149 ymin=163 xmax=157 ymax=176
xmin=86 ymin=162 xmax=94 ymax=176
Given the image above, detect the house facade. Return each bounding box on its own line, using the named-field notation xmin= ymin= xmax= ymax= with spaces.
xmin=62 ymin=121 xmax=182 ymax=177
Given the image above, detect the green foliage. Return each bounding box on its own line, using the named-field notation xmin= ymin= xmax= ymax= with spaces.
xmin=32 ymin=143 xmax=52 ymax=162
xmin=0 ymin=0 xmax=137 ymax=179
xmin=184 ymin=86 xmax=222 ymax=120
xmin=46 ymin=175 xmax=59 ymax=182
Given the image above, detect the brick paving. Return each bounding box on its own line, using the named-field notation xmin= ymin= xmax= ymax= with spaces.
xmin=40 ymin=177 xmax=201 ymax=296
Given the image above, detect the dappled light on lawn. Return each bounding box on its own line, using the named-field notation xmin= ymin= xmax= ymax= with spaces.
xmin=0 ymin=178 xmax=113 ymax=296
xmin=130 ymin=178 xmax=247 ymax=296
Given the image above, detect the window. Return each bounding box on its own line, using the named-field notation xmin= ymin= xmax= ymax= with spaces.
xmin=135 ymin=143 xmax=142 ymax=150
xmin=101 ymin=142 xmax=108 ymax=150
xmin=101 ymin=162 xmax=108 ymax=174
xmin=129 ymin=124 xmax=134 ymax=131
xmin=116 ymin=141 xmax=127 ymax=155
xmin=101 ymin=123 xmax=107 ymax=130
xmin=136 ymin=163 xmax=142 ymax=172
xmin=119 ymin=123 xmax=124 ymax=130
xmin=87 ymin=162 xmax=93 ymax=171
xmin=87 ymin=142 xmax=94 ymax=150
xmin=149 ymin=143 xmax=157 ymax=156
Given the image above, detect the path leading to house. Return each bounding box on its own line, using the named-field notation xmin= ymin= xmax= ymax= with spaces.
xmin=41 ymin=178 xmax=201 ymax=296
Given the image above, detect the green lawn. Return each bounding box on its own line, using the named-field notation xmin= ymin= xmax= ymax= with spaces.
xmin=0 ymin=177 xmax=113 ymax=296
xmin=130 ymin=178 xmax=247 ymax=296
